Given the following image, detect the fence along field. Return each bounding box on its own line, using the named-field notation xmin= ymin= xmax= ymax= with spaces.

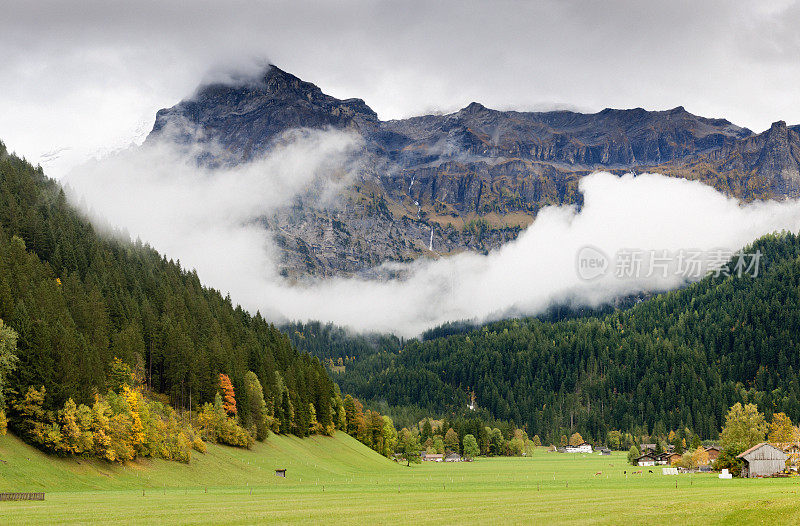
xmin=1 ymin=432 xmax=799 ymax=525
xmin=0 ymin=492 xmax=44 ymax=501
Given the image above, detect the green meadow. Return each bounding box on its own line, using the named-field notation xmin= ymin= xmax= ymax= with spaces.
xmin=1 ymin=433 xmax=799 ymax=525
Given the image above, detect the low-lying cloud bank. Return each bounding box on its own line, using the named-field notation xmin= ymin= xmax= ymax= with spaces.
xmin=65 ymin=130 xmax=800 ymax=336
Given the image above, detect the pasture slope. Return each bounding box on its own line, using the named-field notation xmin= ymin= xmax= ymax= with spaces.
xmin=1 ymin=433 xmax=799 ymax=525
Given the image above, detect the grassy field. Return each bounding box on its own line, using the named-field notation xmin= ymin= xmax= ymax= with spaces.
xmin=1 ymin=433 xmax=799 ymax=525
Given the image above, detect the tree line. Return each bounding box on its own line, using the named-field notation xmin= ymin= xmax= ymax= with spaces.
xmin=291 ymin=232 xmax=800 ymax=447
xmin=336 ymin=390 xmax=538 ymax=462
xmin=0 ymin=141 xmax=338 ymax=460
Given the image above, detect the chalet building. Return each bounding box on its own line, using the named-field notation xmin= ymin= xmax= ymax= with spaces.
xmin=422 ymin=453 xmax=444 ymax=462
xmin=654 ymin=452 xmax=674 ymax=465
xmin=639 ymin=444 xmax=656 ymax=453
xmin=599 ymin=448 xmax=611 ymax=456
xmin=665 ymin=452 xmax=683 ymax=465
xmin=737 ymin=443 xmax=788 ymax=478
xmin=565 ymin=442 xmax=593 ymax=453
xmin=704 ymin=446 xmax=721 ymax=461
xmin=636 ymin=454 xmax=656 ymax=467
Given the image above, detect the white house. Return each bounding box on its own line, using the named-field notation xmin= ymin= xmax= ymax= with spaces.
xmin=636 ymin=454 xmax=656 ymax=467
xmin=565 ymin=442 xmax=593 ymax=453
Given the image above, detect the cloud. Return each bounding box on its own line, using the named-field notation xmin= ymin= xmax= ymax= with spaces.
xmin=63 ymin=132 xmax=800 ymax=337
xmin=2 ymin=0 xmax=800 ymax=177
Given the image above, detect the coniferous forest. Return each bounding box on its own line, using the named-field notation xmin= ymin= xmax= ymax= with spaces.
xmin=4 ymin=135 xmax=800 ymax=459
xmin=290 ymin=233 xmax=800 ymax=445
xmin=0 ymin=141 xmax=337 ymax=460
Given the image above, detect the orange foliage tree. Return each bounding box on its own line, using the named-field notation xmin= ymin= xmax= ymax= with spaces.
xmin=219 ymin=373 xmax=237 ymax=416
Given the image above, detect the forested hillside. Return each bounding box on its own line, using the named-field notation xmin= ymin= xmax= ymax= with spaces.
xmin=310 ymin=233 xmax=800 ymax=444
xmin=0 ymin=141 xmax=336 ymax=454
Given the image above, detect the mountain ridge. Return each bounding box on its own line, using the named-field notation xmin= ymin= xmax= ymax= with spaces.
xmin=147 ymin=65 xmax=800 ymax=278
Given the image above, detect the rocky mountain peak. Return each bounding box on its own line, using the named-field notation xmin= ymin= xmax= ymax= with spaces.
xmin=261 ymin=65 xmax=322 ymax=99
xmin=767 ymin=120 xmax=788 ymax=134
xmin=755 ymin=120 xmax=799 ymax=192
xmin=143 ymin=67 xmax=800 ymax=278
xmin=148 ymin=65 xmax=377 ymax=154
xmin=461 ymin=101 xmax=489 ymax=115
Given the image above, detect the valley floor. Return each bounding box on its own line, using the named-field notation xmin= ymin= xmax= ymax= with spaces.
xmin=1 ymin=433 xmax=799 ymax=525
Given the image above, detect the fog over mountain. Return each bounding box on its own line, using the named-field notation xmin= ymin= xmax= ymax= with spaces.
xmin=4 ymin=0 xmax=796 ymax=335
xmin=138 ymin=65 xmax=800 ymax=282
xmin=3 ymin=1 xmax=800 ymax=177
xmin=65 ymin=128 xmax=800 ymax=336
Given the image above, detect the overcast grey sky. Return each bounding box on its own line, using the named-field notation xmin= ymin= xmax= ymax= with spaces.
xmin=2 ymin=0 xmax=799 ymax=177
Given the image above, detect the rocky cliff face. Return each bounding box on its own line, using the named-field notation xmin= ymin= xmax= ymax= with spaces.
xmin=149 ymin=66 xmax=378 ymax=162
xmin=147 ymin=65 xmax=797 ymax=278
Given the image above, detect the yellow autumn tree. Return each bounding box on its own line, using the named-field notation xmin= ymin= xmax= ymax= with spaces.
xmin=569 ymin=432 xmax=585 ymax=446
xmin=768 ymin=413 xmax=795 ymax=444
xmin=124 ymin=385 xmax=146 ymax=456
xmin=59 ymin=399 xmax=87 ymax=454
xmin=91 ymin=396 xmax=115 ymax=461
xmin=691 ymin=447 xmax=710 ymax=467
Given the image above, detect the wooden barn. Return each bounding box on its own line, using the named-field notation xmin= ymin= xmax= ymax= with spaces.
xmin=737 ymin=443 xmax=787 ymax=478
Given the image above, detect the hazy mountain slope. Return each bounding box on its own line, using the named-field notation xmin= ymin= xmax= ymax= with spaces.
xmin=148 ymin=65 xmax=797 ymax=278
xmin=656 ymin=120 xmax=800 ymax=198
xmin=0 ymin=140 xmax=335 ymax=434
xmin=306 ymin=233 xmax=800 ymax=441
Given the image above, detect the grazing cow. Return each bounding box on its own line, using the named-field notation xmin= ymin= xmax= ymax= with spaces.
xmin=648 ymin=469 xmax=653 ymax=473
xmin=594 ymin=471 xmax=602 ymax=476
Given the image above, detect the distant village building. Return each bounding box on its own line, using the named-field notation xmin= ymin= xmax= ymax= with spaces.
xmin=654 ymin=452 xmax=673 ymax=465
xmin=737 ymin=443 xmax=788 ymax=478
xmin=704 ymin=446 xmax=721 ymax=462
xmin=445 ymin=453 xmax=462 ymax=462
xmin=422 ymin=453 xmax=444 ymax=462
xmin=636 ymin=454 xmax=656 ymax=467
xmin=639 ymin=444 xmax=656 ymax=453
xmin=275 ymin=469 xmax=286 ymax=478
xmin=665 ymin=452 xmax=683 ymax=465
xmin=565 ymin=443 xmax=593 ymax=453
xmin=599 ymin=448 xmax=611 ymax=456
